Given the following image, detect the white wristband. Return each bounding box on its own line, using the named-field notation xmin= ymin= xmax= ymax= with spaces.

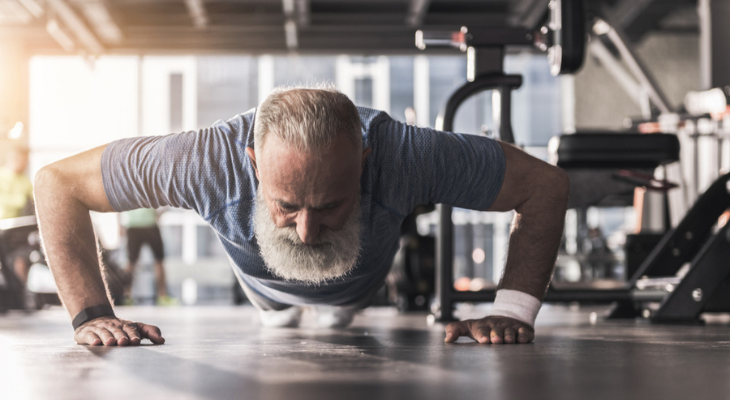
xmin=489 ymin=289 xmax=542 ymax=327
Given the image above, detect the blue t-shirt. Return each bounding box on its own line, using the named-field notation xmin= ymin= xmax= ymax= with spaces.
xmin=101 ymin=107 xmax=505 ymax=306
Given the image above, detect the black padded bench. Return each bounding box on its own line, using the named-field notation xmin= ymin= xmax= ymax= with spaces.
xmin=548 ymin=132 xmax=680 ymax=209
xmin=550 ymin=132 xmax=680 ymax=169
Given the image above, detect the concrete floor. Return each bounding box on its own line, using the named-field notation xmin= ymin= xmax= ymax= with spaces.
xmin=1 ymin=305 xmax=730 ymax=400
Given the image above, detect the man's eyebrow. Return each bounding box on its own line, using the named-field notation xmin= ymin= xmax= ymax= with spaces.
xmin=313 ymin=199 xmax=345 ymax=210
xmin=274 ymin=198 xmax=345 ymax=210
xmin=275 ymin=199 xmax=299 ymax=208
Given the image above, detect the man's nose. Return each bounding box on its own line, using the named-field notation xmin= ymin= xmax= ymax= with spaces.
xmin=295 ymin=210 xmax=320 ymax=245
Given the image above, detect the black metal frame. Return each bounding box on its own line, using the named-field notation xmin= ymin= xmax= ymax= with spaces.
xmin=652 ymin=222 xmax=730 ymax=322
xmin=419 ymin=0 xmax=587 ymax=321
xmin=434 ymin=171 xmax=730 ymax=322
xmin=0 ymin=217 xmax=38 ymax=311
xmin=432 ymin=73 xmax=521 ymax=321
xmin=609 ymin=172 xmax=730 ymax=321
xmin=425 ymin=0 xmax=730 ymax=324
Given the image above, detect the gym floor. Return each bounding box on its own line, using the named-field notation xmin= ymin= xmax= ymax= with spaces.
xmin=1 ymin=305 xmax=728 ymax=400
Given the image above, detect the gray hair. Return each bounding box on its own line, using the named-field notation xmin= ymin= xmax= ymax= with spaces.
xmin=253 ymin=85 xmax=362 ymax=155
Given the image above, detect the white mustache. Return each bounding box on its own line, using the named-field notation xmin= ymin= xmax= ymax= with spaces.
xmin=254 ymin=187 xmax=361 ymax=284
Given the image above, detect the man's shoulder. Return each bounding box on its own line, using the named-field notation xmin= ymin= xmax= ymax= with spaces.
xmin=356 ymin=107 xmax=395 ymax=131
xmin=213 ymin=107 xmax=257 ymax=145
xmin=356 ymin=107 xmax=409 ymax=150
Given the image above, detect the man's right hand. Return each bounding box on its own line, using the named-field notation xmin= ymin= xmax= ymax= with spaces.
xmin=34 ymin=146 xmax=165 ymax=347
xmin=73 ymin=316 xmax=165 ymax=346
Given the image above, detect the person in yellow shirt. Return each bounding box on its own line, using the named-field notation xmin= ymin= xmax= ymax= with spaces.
xmin=0 ymin=146 xmax=33 ymax=220
xmin=0 ymin=146 xmax=34 ymax=286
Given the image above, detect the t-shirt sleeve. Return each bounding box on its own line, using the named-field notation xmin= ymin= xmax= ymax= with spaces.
xmin=100 ymin=115 xmax=255 ymax=218
xmin=371 ymin=116 xmax=506 ymax=213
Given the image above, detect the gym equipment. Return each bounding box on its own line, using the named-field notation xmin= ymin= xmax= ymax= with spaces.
xmin=552 ymin=133 xmax=680 ymax=213
xmin=416 ymin=0 xmax=586 ymax=321
xmin=551 ymin=133 xmax=680 ymax=169
xmin=431 ymin=122 xmax=730 ymax=322
xmin=416 ymin=0 xmax=730 ymax=323
xmin=624 ymin=233 xmax=664 ymax=279
xmin=0 ymin=216 xmax=128 ymax=310
xmin=390 ymin=236 xmax=435 ymax=312
xmin=390 ymin=205 xmax=436 ymax=312
xmin=416 ymin=0 xmax=585 ymax=77
xmin=429 ymin=123 xmax=730 ymax=322
xmin=609 ymin=172 xmax=730 ymax=321
xmin=546 ymin=0 xmax=585 ymax=75
xmin=0 ymin=216 xmax=39 ymax=310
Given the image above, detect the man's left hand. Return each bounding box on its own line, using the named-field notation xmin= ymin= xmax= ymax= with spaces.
xmin=444 ymin=316 xmax=534 ymax=344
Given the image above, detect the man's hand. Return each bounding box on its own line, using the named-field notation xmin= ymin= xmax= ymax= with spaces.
xmin=74 ymin=316 xmax=165 ymax=346
xmin=444 ymin=316 xmax=534 ymax=344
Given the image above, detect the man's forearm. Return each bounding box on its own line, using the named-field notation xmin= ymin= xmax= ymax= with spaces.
xmin=499 ymin=169 xmax=569 ymax=299
xmin=35 ymin=159 xmax=113 ymax=318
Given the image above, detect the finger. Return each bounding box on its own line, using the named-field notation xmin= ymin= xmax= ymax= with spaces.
xmin=444 ymin=321 xmax=472 ymax=343
xmin=97 ymin=328 xmax=117 ymax=346
xmin=112 ymin=327 xmax=131 ymax=346
xmin=122 ymin=323 xmax=141 ymax=345
xmin=517 ymin=327 xmax=534 ymax=344
xmin=503 ymin=327 xmax=516 ymax=344
xmin=490 ymin=326 xmax=504 ymax=344
xmin=471 ymin=324 xmax=492 ymax=344
xmin=80 ymin=331 xmax=102 ymax=346
xmin=138 ymin=323 xmax=165 ymax=344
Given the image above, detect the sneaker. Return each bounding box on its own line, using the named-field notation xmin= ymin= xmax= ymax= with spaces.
xmin=258 ymin=306 xmax=303 ymax=328
xmin=315 ymin=305 xmax=357 ymax=328
xmin=156 ymin=295 xmax=179 ymax=306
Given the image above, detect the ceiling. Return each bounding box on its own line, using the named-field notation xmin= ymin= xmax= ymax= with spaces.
xmin=0 ymin=0 xmax=698 ymax=55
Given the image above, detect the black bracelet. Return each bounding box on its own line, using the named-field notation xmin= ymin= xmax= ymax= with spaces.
xmin=72 ymin=305 xmax=116 ymax=330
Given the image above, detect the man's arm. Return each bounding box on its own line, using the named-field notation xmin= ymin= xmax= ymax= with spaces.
xmin=445 ymin=141 xmax=569 ymax=344
xmin=35 ymin=145 xmax=164 ymax=346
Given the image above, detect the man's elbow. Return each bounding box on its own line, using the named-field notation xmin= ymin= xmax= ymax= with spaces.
xmin=35 ymin=164 xmax=54 ymax=191
xmin=34 ymin=164 xmax=65 ymax=202
xmin=546 ymin=166 xmax=570 ymax=209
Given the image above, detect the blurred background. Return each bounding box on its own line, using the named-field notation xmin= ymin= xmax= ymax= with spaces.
xmin=0 ymin=0 xmax=717 ymax=310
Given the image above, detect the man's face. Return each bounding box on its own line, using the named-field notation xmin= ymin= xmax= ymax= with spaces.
xmin=247 ymin=134 xmax=370 ymax=283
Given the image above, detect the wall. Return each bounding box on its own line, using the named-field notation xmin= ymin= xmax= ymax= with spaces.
xmin=574 ymin=32 xmax=700 ymax=130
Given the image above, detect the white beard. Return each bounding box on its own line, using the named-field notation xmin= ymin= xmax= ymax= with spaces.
xmin=253 ymin=187 xmax=362 ymax=284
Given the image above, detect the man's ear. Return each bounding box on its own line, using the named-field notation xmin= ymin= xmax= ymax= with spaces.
xmin=361 ymin=147 xmax=372 ymax=169
xmin=245 ymin=147 xmax=260 ymax=180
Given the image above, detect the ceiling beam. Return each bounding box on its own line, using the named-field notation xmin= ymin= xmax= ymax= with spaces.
xmin=45 ymin=0 xmax=104 ymax=53
xmin=45 ymin=18 xmax=76 ymax=52
xmin=296 ymin=0 xmax=309 ymax=26
xmin=184 ymin=0 xmax=208 ymax=28
xmin=17 ymin=0 xmax=44 ymax=18
xmin=0 ymin=0 xmax=33 ymax=24
xmin=282 ymin=0 xmax=297 ymax=49
xmin=405 ymin=0 xmax=429 ymax=27
xmin=71 ymin=0 xmax=123 ymax=43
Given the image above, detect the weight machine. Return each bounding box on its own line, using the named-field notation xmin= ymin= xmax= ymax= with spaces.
xmin=0 ymin=216 xmax=38 ymax=311
xmin=417 ymin=0 xmax=730 ymax=324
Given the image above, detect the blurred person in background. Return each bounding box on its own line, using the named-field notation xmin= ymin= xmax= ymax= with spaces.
xmin=0 ymin=145 xmax=34 ymax=285
xmin=121 ymin=208 xmax=175 ymax=306
xmin=0 ymin=145 xmax=33 ymax=220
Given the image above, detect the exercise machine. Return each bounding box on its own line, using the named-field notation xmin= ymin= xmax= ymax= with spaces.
xmin=417 ymin=0 xmax=730 ymax=324
xmin=416 ymin=0 xmax=586 ymax=321
xmin=0 ymin=216 xmax=38 ymax=310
